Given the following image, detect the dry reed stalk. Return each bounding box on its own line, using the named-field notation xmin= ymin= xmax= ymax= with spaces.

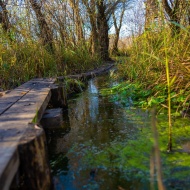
xmin=151 ymin=108 xmax=165 ymax=190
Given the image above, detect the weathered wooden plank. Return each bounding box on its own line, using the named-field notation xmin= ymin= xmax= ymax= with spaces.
xmin=56 ymin=62 xmax=114 ymax=82
xmin=0 ymin=142 xmax=19 ymax=190
xmin=0 ymin=78 xmax=55 ymax=116
xmin=0 ymin=78 xmax=55 ymax=190
xmin=66 ymin=63 xmax=114 ymax=81
xmin=82 ymin=63 xmax=114 ymax=78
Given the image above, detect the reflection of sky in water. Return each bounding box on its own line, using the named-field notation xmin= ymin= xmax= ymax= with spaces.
xmin=88 ymin=80 xmax=98 ymax=94
xmin=47 ymin=74 xmax=190 ymax=190
xmin=48 ymin=76 xmax=154 ymax=190
xmin=88 ymin=80 xmax=99 ymax=122
xmin=54 ymin=174 xmax=77 ymax=190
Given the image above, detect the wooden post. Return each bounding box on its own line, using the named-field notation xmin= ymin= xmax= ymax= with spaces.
xmin=49 ymin=84 xmax=68 ymax=109
xmin=17 ymin=124 xmax=52 ymax=190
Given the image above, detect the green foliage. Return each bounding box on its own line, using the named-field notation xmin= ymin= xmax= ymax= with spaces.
xmin=65 ymin=78 xmax=85 ymax=94
xmin=101 ymin=81 xmax=168 ymax=108
xmin=115 ymin=26 xmax=190 ymax=111
xmin=55 ymin=44 xmax=101 ymax=75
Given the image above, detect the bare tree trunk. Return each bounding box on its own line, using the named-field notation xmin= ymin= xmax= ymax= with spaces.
xmin=0 ymin=0 xmax=12 ymax=39
xmin=145 ymin=0 xmax=158 ymax=30
xmin=112 ymin=30 xmax=119 ymax=54
xmin=188 ymin=5 xmax=190 ymax=25
xmin=29 ymin=0 xmax=54 ymax=51
xmin=82 ymin=0 xmax=99 ymax=55
xmin=83 ymin=0 xmax=120 ymax=60
xmin=69 ymin=0 xmax=84 ymax=43
xmin=97 ymin=0 xmax=109 ymax=60
xmin=162 ymin=0 xmax=181 ymax=34
xmin=90 ymin=27 xmax=99 ymax=55
xmin=112 ymin=2 xmax=125 ymax=54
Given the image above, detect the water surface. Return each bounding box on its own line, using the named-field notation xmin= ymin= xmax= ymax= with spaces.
xmin=46 ymin=75 xmax=190 ymax=190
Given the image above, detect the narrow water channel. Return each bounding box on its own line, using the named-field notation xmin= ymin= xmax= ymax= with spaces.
xmin=46 ymin=74 xmax=190 ymax=190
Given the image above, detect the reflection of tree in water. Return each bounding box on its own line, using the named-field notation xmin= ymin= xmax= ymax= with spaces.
xmin=88 ymin=80 xmax=99 ymax=123
xmin=45 ymin=111 xmax=72 ymax=189
xmin=47 ymin=76 xmax=152 ymax=190
xmin=67 ymin=77 xmax=149 ymax=148
xmin=45 ymin=110 xmax=71 ymax=181
xmin=68 ymin=78 xmax=128 ymax=145
xmin=47 ymin=75 xmax=190 ymax=190
xmin=51 ymin=155 xmax=69 ymax=175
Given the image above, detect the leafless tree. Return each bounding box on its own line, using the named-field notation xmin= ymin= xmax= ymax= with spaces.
xmin=0 ymin=0 xmax=12 ymax=38
xmin=82 ymin=0 xmax=121 ymax=60
xmin=144 ymin=0 xmax=158 ymax=30
xmin=112 ymin=1 xmax=126 ymax=54
xmin=29 ymin=0 xmax=53 ymax=51
xmin=162 ymin=0 xmax=190 ymax=34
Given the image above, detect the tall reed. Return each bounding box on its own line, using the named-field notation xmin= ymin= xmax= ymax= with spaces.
xmin=0 ymin=33 xmax=101 ymax=90
xmin=117 ymin=21 xmax=190 ymax=151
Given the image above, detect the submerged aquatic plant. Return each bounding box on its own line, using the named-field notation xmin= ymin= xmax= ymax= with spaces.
xmin=67 ymin=107 xmax=190 ymax=189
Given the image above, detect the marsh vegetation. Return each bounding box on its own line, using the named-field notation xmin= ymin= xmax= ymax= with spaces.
xmin=0 ymin=0 xmax=190 ymax=189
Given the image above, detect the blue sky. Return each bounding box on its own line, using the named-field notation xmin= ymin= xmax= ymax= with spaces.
xmin=110 ymin=0 xmax=145 ymax=37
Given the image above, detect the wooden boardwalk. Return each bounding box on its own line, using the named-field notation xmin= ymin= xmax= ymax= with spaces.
xmin=0 ymin=63 xmax=114 ymax=189
xmin=0 ymin=78 xmax=55 ymax=190
xmin=65 ymin=62 xmax=114 ymax=80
